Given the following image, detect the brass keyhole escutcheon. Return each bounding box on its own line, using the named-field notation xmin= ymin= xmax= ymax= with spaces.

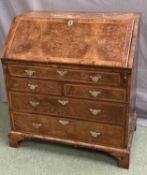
xmin=28 ymin=84 xmax=38 ymax=92
xmin=59 ymin=120 xmax=69 ymax=126
xmin=32 ymin=122 xmax=42 ymax=129
xmin=89 ymin=75 xmax=102 ymax=83
xmin=29 ymin=101 xmax=40 ymax=108
xmin=89 ymin=108 xmax=101 ymax=116
xmin=90 ymin=131 xmax=101 ymax=138
xmin=58 ymin=100 xmax=69 ymax=106
xmin=89 ymin=90 xmax=101 ymax=97
xmin=67 ymin=19 xmax=74 ymax=27
xmin=56 ymin=70 xmax=68 ymax=77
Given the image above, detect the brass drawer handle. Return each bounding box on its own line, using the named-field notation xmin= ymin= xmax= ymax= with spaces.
xmin=89 ymin=90 xmax=101 ymax=97
xmin=56 ymin=70 xmax=68 ymax=77
xmin=59 ymin=120 xmax=69 ymax=126
xmin=89 ymin=108 xmax=101 ymax=115
xmin=89 ymin=75 xmax=102 ymax=83
xmin=29 ymin=101 xmax=40 ymax=108
xmin=67 ymin=19 xmax=73 ymax=27
xmin=28 ymin=84 xmax=38 ymax=91
xmin=32 ymin=122 xmax=42 ymax=129
xmin=25 ymin=70 xmax=36 ymax=77
xmin=90 ymin=131 xmax=101 ymax=138
xmin=58 ymin=100 xmax=69 ymax=106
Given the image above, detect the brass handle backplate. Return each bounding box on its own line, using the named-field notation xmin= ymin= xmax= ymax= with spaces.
xmin=32 ymin=122 xmax=42 ymax=129
xmin=89 ymin=108 xmax=101 ymax=116
xmin=25 ymin=70 xmax=36 ymax=77
xmin=58 ymin=100 xmax=69 ymax=106
xmin=89 ymin=75 xmax=102 ymax=83
xmin=59 ymin=120 xmax=69 ymax=126
xmin=56 ymin=70 xmax=68 ymax=77
xmin=29 ymin=100 xmax=40 ymax=108
xmin=89 ymin=90 xmax=101 ymax=97
xmin=90 ymin=131 xmax=101 ymax=138
xmin=28 ymin=84 xmax=38 ymax=92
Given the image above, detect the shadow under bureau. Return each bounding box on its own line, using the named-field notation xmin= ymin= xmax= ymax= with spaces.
xmin=1 ymin=11 xmax=140 ymax=168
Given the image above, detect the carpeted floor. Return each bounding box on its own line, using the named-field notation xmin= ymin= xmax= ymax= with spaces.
xmin=0 ymin=102 xmax=147 ymax=175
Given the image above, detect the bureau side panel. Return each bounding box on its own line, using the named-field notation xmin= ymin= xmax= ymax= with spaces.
xmin=1 ymin=61 xmax=14 ymax=129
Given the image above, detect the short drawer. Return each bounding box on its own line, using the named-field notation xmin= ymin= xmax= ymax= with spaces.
xmin=12 ymin=112 xmax=124 ymax=148
xmin=10 ymin=92 xmax=126 ymax=125
xmin=8 ymin=77 xmax=62 ymax=95
xmin=8 ymin=64 xmax=121 ymax=86
xmin=64 ymin=84 xmax=126 ymax=102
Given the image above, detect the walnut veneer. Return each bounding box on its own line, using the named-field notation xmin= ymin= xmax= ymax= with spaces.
xmin=1 ymin=11 xmax=140 ymax=169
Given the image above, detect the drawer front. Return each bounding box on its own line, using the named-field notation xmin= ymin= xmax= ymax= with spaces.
xmin=64 ymin=84 xmax=126 ymax=102
xmin=8 ymin=78 xmax=62 ymax=95
xmin=12 ymin=112 xmax=124 ymax=148
xmin=10 ymin=92 xmax=125 ymax=125
xmin=8 ymin=64 xmax=121 ymax=86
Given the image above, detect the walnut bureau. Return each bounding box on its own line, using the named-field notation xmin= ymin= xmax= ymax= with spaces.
xmin=1 ymin=11 xmax=140 ymax=168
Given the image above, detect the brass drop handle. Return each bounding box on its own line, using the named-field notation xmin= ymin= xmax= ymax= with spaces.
xmin=90 ymin=131 xmax=101 ymax=138
xmin=59 ymin=120 xmax=69 ymax=126
xmin=58 ymin=100 xmax=69 ymax=106
xmin=56 ymin=70 xmax=68 ymax=77
xmin=32 ymin=122 xmax=42 ymax=129
xmin=89 ymin=108 xmax=101 ymax=116
xmin=89 ymin=75 xmax=102 ymax=83
xmin=25 ymin=70 xmax=36 ymax=77
xmin=89 ymin=90 xmax=101 ymax=97
xmin=28 ymin=84 xmax=38 ymax=91
xmin=67 ymin=19 xmax=74 ymax=27
xmin=29 ymin=100 xmax=40 ymax=108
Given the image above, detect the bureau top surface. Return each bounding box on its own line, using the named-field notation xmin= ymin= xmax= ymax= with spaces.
xmin=2 ymin=11 xmax=140 ymax=69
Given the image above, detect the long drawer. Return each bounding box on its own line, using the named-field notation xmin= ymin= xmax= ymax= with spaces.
xmin=64 ymin=84 xmax=126 ymax=102
xmin=12 ymin=112 xmax=124 ymax=148
xmin=8 ymin=64 xmax=121 ymax=86
xmin=9 ymin=92 xmax=126 ymax=125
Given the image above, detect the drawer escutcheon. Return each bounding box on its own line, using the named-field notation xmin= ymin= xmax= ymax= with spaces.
xmin=58 ymin=100 xmax=69 ymax=106
xmin=89 ymin=90 xmax=101 ymax=97
xmin=28 ymin=84 xmax=38 ymax=91
xmin=29 ymin=101 xmax=40 ymax=108
xmin=89 ymin=75 xmax=102 ymax=82
xmin=89 ymin=108 xmax=101 ymax=115
xmin=59 ymin=120 xmax=69 ymax=126
xmin=32 ymin=122 xmax=42 ymax=129
xmin=90 ymin=131 xmax=101 ymax=138
xmin=56 ymin=70 xmax=68 ymax=77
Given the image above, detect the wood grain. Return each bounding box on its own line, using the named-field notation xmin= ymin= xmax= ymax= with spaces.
xmin=1 ymin=12 xmax=139 ymax=68
xmin=8 ymin=77 xmax=62 ymax=95
xmin=9 ymin=92 xmax=126 ymax=126
xmin=11 ymin=112 xmax=124 ymax=148
xmin=8 ymin=63 xmax=121 ymax=86
xmin=64 ymin=83 xmax=126 ymax=102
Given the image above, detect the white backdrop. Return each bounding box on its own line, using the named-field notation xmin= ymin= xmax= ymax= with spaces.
xmin=0 ymin=0 xmax=147 ymax=118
